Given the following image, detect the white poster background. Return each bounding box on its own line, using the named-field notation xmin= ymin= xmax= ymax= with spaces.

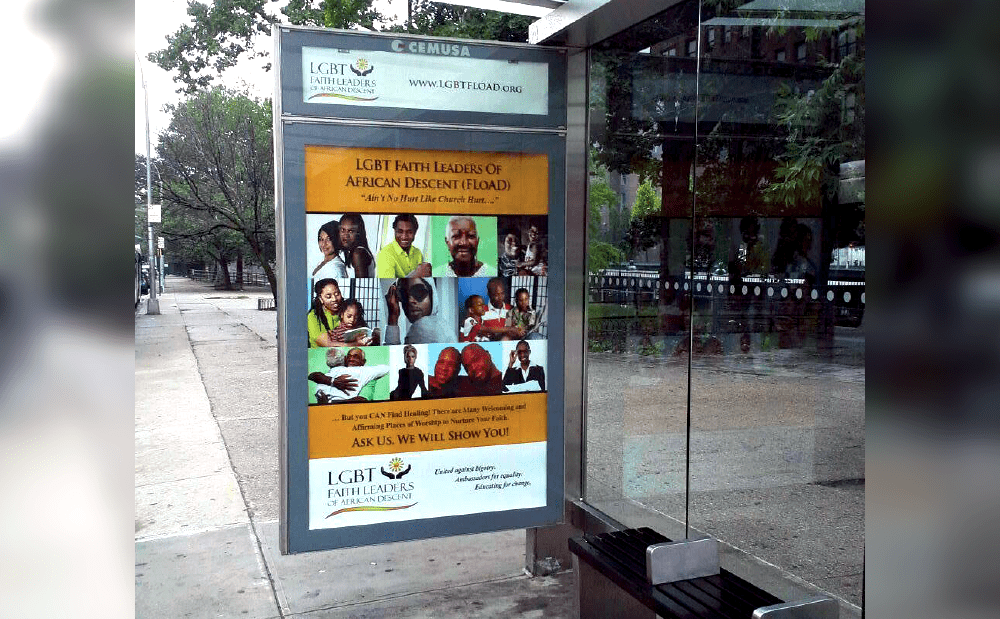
xmin=309 ymin=442 xmax=546 ymax=529
xmin=302 ymin=47 xmax=549 ymax=116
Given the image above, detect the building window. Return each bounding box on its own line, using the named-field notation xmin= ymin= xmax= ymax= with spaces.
xmin=667 ymin=47 xmax=676 ymax=57
xmin=776 ymin=49 xmax=786 ymax=62
xmin=708 ymin=28 xmax=716 ymax=48
xmin=797 ymin=42 xmax=807 ymax=61
xmin=687 ymin=39 xmax=697 ymax=57
xmin=724 ymin=25 xmax=732 ymax=43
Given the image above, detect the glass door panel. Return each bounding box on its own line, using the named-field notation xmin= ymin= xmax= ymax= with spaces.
xmin=584 ymin=0 xmax=864 ymax=613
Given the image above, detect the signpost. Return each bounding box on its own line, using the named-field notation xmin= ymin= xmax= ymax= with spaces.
xmin=275 ymin=27 xmax=566 ymax=553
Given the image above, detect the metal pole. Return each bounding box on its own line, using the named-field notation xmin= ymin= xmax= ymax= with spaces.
xmin=139 ymin=54 xmax=160 ymax=314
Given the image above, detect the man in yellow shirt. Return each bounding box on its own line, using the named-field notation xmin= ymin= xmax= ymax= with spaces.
xmin=376 ymin=214 xmax=432 ymax=278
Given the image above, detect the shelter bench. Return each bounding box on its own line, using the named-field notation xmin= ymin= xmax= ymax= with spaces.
xmin=569 ymin=527 xmax=838 ymax=618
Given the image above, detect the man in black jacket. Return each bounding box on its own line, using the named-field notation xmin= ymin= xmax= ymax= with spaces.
xmin=502 ymin=340 xmax=545 ymax=392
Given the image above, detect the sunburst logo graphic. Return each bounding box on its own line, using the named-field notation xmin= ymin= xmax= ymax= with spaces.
xmin=351 ymin=57 xmax=374 ymax=76
xmin=381 ymin=457 xmax=411 ymax=479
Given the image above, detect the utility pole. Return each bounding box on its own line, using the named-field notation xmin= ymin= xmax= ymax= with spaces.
xmin=138 ymin=54 xmax=160 ymax=314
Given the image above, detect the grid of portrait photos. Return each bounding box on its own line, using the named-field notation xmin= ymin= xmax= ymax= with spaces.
xmin=306 ymin=213 xmax=549 ymax=406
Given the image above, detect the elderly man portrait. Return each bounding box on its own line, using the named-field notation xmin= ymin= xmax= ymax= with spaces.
xmin=309 ymin=347 xmax=389 ymax=403
xmin=442 ymin=216 xmax=496 ymax=277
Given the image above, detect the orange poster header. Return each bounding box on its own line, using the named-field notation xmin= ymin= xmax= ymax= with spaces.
xmin=305 ymin=146 xmax=548 ymax=215
xmin=309 ymin=393 xmax=547 ymax=459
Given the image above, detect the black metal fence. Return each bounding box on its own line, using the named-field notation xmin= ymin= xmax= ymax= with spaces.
xmin=189 ymin=268 xmax=270 ymax=287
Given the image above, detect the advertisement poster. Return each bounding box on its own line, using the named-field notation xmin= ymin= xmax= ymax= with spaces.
xmin=303 ymin=145 xmax=550 ymax=530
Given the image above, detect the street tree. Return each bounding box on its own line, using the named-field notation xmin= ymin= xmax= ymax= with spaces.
xmin=588 ymin=179 xmax=625 ymax=274
xmin=393 ymin=0 xmax=531 ymax=41
xmin=155 ymin=87 xmax=278 ymax=298
xmin=622 ymin=179 xmax=663 ymax=259
xmin=150 ymin=0 xmax=530 ymax=93
xmin=149 ymin=0 xmax=382 ymax=93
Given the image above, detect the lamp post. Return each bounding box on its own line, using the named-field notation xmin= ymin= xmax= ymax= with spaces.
xmin=138 ymin=53 xmax=160 ymax=314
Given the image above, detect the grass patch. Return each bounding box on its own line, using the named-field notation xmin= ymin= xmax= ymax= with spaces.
xmin=588 ymin=303 xmax=658 ymax=320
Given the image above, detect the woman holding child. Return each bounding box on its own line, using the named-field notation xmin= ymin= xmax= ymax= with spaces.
xmin=307 ymin=279 xmax=378 ymax=347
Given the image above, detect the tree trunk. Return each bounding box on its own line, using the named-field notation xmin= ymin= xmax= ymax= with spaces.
xmin=244 ymin=234 xmax=278 ymax=302
xmin=236 ymin=250 xmax=244 ymax=289
xmin=262 ymin=260 xmax=278 ymax=303
xmin=218 ymin=256 xmax=232 ymax=289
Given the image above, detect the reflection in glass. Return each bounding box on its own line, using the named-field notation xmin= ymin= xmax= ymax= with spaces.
xmin=585 ymin=0 xmax=864 ymax=613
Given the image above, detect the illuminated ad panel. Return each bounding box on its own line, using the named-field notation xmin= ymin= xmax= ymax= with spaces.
xmin=276 ymin=28 xmax=566 ymax=553
xmin=304 ymin=146 xmax=550 ymax=530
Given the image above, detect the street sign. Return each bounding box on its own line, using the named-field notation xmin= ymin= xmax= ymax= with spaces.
xmin=158 ymin=236 xmax=165 ymax=249
xmin=148 ymin=204 xmax=162 ymax=223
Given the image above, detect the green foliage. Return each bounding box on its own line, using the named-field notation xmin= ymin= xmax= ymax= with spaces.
xmin=150 ymin=0 xmax=383 ymax=93
xmin=588 ymin=54 xmax=663 ymax=186
xmin=151 ymin=0 xmax=529 ymax=92
xmin=155 ymin=87 xmax=278 ymax=297
xmin=588 ymin=180 xmax=616 ymax=239
xmin=391 ymin=1 xmax=532 ymax=41
xmin=588 ymin=178 xmax=626 ymax=272
xmin=318 ymin=0 xmax=380 ymax=29
xmin=588 ymin=241 xmax=625 ymax=274
xmin=621 ymin=180 xmax=663 ymax=257
xmin=631 ymin=180 xmax=661 ymax=220
xmin=764 ymin=22 xmax=865 ymax=222
xmin=637 ymin=339 xmax=666 ymax=357
xmin=587 ymin=152 xmax=626 ymax=273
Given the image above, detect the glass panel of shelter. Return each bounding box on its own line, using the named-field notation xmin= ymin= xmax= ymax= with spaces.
xmin=585 ymin=0 xmax=864 ymax=613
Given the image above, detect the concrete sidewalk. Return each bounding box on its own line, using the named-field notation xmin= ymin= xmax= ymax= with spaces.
xmin=135 ymin=276 xmax=575 ymax=618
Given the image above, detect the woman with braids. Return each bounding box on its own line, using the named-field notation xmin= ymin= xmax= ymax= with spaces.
xmin=312 ymin=219 xmax=348 ymax=279
xmin=307 ymin=278 xmax=343 ymax=348
xmin=337 ymin=213 xmax=374 ymax=278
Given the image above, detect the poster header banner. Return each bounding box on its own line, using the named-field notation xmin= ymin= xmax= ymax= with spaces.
xmin=302 ymin=46 xmax=548 ymax=116
xmin=305 ymin=146 xmax=548 ymax=215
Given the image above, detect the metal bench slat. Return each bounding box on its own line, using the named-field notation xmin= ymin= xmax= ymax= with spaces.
xmin=674 ymin=579 xmax=758 ymax=618
xmin=695 ymin=573 xmax=784 ymax=613
xmin=655 ymin=581 xmax=732 ymax=619
xmin=714 ymin=572 xmax=783 ymax=608
xmin=584 ymin=535 xmax=646 ymax=580
xmin=684 ymin=576 xmax=768 ymax=616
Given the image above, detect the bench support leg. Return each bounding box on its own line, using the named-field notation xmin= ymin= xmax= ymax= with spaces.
xmin=574 ymin=555 xmax=657 ymax=619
